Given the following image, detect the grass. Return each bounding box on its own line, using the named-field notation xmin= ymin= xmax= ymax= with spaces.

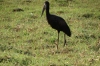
xmin=0 ymin=0 xmax=100 ymax=66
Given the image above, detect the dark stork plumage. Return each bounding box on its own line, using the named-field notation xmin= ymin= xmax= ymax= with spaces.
xmin=41 ymin=1 xmax=71 ymax=49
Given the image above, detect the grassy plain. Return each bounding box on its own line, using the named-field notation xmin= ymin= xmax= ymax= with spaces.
xmin=0 ymin=0 xmax=100 ymax=66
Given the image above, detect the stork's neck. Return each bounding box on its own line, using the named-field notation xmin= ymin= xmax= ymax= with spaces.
xmin=46 ymin=5 xmax=50 ymax=18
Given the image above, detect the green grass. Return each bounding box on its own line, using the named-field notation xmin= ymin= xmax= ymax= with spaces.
xmin=0 ymin=0 xmax=100 ymax=66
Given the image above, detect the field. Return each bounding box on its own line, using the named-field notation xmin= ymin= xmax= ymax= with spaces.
xmin=0 ymin=0 xmax=100 ymax=66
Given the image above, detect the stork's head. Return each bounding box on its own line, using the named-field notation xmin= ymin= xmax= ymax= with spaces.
xmin=41 ymin=1 xmax=49 ymax=17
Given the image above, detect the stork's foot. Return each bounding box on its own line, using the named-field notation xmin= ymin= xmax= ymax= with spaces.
xmin=54 ymin=41 xmax=58 ymax=50
xmin=54 ymin=43 xmax=58 ymax=50
xmin=64 ymin=40 xmax=67 ymax=47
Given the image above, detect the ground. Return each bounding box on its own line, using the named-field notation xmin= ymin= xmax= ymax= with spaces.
xmin=0 ymin=0 xmax=100 ymax=66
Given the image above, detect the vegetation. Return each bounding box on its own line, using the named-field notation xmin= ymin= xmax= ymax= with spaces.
xmin=0 ymin=0 xmax=100 ymax=66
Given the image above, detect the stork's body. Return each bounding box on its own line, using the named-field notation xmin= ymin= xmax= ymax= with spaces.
xmin=41 ymin=1 xmax=71 ymax=49
xmin=46 ymin=14 xmax=71 ymax=36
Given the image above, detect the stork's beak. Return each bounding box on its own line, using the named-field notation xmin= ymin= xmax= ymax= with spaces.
xmin=41 ymin=4 xmax=45 ymax=17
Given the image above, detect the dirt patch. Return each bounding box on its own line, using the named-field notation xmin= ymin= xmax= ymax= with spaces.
xmin=13 ymin=8 xmax=24 ymax=12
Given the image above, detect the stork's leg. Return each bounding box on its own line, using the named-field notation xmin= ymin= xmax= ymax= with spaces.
xmin=64 ymin=33 xmax=67 ymax=46
xmin=57 ymin=31 xmax=60 ymax=49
